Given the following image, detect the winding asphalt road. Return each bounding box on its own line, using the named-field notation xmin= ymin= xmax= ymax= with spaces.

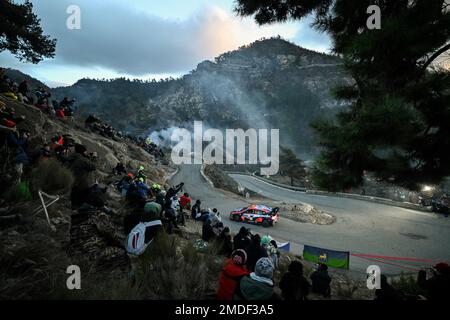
xmin=170 ymin=165 xmax=450 ymax=276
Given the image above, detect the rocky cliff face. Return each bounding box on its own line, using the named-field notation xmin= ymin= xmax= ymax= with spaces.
xmin=54 ymin=38 xmax=353 ymax=158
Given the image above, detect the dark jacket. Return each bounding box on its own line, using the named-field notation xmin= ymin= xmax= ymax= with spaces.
xmin=246 ymin=244 xmax=268 ymax=272
xmin=191 ymin=203 xmax=201 ymax=220
xmin=202 ymin=221 xmax=216 ymax=242
xmin=234 ymin=275 xmax=276 ymax=300
xmin=279 ymin=271 xmax=311 ymax=300
xmin=310 ymin=270 xmax=332 ymax=297
xmin=417 ymin=270 xmax=450 ymax=300
xmin=233 ymin=234 xmax=251 ymax=251
xmin=218 ymin=232 xmax=233 ymax=257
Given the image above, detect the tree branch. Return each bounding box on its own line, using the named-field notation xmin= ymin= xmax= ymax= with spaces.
xmin=421 ymin=42 xmax=450 ymax=70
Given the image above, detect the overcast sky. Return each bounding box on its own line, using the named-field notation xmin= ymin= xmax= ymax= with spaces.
xmin=0 ymin=0 xmax=332 ymax=87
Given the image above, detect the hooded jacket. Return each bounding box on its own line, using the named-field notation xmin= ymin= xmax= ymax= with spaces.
xmin=234 ymin=275 xmax=275 ymax=300
xmin=217 ymin=259 xmax=249 ymax=300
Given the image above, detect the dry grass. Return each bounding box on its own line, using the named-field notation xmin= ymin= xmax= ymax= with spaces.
xmin=30 ymin=158 xmax=74 ymax=195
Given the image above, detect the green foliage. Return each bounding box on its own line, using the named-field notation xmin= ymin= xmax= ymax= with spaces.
xmin=279 ymin=146 xmax=306 ymax=185
xmin=0 ymin=0 xmax=56 ymax=63
xmin=236 ymin=0 xmax=450 ymax=190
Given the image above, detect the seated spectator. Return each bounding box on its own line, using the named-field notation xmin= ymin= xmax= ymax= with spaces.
xmin=1 ymin=103 xmax=25 ymax=128
xmin=143 ymin=201 xmax=163 ymax=220
xmin=375 ymin=274 xmax=405 ymax=301
xmin=233 ymin=226 xmax=251 ymax=251
xmin=417 ymin=262 xmax=450 ymax=300
xmin=234 ymin=257 xmax=277 ymax=300
xmin=6 ymin=129 xmax=31 ymax=180
xmin=136 ymin=165 xmax=147 ymax=182
xmin=116 ymin=173 xmax=134 ymax=196
xmin=35 ymin=88 xmax=51 ymax=112
xmin=191 ymin=199 xmax=202 ymax=220
xmin=310 ymin=263 xmax=332 ymax=297
xmin=217 ymin=249 xmax=250 ymax=300
xmin=246 ymin=234 xmax=268 ymax=272
xmin=114 ymin=162 xmax=127 ymax=175
xmin=135 ymin=177 xmax=150 ymax=203
xmin=85 ymin=114 xmax=100 ymax=127
xmin=218 ymin=227 xmax=233 ymax=257
xmin=279 ymin=260 xmax=311 ymax=300
xmin=202 ymin=216 xmax=217 ymax=242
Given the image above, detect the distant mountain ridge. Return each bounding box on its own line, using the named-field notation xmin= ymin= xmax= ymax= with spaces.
xmin=49 ymin=38 xmax=353 ymax=158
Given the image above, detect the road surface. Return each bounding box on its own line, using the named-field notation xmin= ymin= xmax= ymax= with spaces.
xmin=171 ymin=165 xmax=450 ymax=276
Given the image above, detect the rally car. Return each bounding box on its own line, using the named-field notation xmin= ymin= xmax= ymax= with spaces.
xmin=229 ymin=204 xmax=280 ymax=227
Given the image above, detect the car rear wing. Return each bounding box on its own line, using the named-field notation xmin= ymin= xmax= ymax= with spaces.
xmin=272 ymin=207 xmax=280 ymax=215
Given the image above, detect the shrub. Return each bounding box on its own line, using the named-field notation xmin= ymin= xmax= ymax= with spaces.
xmin=31 ymin=159 xmax=74 ymax=195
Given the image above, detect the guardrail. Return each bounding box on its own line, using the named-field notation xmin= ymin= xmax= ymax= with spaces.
xmin=226 ymin=171 xmax=430 ymax=212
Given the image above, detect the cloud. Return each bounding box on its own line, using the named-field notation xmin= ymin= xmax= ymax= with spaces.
xmin=0 ymin=0 xmax=331 ymax=84
xmin=23 ymin=1 xmax=300 ymax=75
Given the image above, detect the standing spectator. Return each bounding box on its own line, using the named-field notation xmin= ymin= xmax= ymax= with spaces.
xmin=310 ymin=263 xmax=332 ymax=297
xmin=279 ymin=260 xmax=311 ymax=300
xmin=218 ymin=227 xmax=233 ymax=257
xmin=233 ymin=226 xmax=251 ymax=251
xmin=246 ymin=234 xmax=268 ymax=272
xmin=217 ymin=249 xmax=249 ymax=300
xmin=179 ymin=192 xmax=192 ymax=222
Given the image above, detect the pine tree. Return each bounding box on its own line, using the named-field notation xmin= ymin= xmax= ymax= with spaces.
xmin=235 ymin=0 xmax=450 ymax=191
xmin=0 ymin=0 xmax=56 ymax=63
xmin=279 ymin=146 xmax=306 ymax=186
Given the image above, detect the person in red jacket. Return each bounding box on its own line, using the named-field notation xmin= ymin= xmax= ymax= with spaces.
xmin=178 ymin=192 xmax=192 ymax=224
xmin=217 ymin=249 xmax=249 ymax=300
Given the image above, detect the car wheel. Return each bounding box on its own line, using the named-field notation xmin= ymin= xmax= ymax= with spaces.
xmin=262 ymin=220 xmax=270 ymax=227
xmin=233 ymin=214 xmax=241 ymax=222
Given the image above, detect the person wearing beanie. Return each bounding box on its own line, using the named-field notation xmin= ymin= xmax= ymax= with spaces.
xmin=279 ymin=260 xmax=311 ymax=300
xmin=234 ymin=257 xmax=277 ymax=300
xmin=217 ymin=249 xmax=250 ymax=300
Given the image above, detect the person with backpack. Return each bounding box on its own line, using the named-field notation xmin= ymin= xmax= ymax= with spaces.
xmin=234 ymin=257 xmax=277 ymax=300
xmin=279 ymin=260 xmax=311 ymax=300
xmin=310 ymin=263 xmax=332 ymax=297
xmin=124 ymin=206 xmax=163 ymax=255
xmin=217 ymin=249 xmax=250 ymax=300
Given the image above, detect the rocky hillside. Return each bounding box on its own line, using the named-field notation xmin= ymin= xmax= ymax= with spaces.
xmin=53 ymin=38 xmax=353 ymax=158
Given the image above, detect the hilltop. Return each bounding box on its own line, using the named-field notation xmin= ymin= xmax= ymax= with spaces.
xmin=53 ymin=38 xmax=353 ymax=158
